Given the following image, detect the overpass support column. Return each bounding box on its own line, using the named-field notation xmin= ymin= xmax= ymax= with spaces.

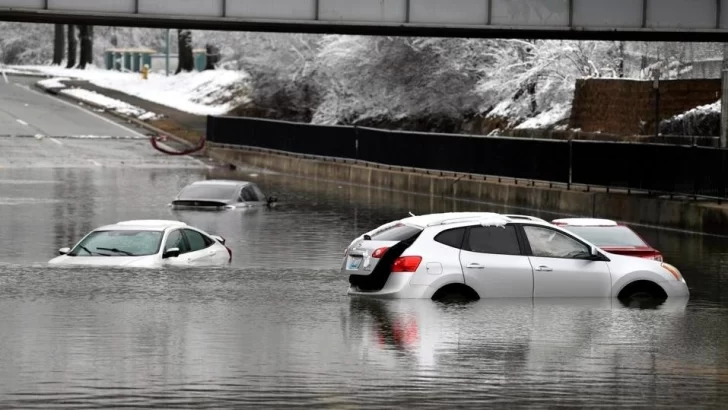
xmin=722 ymin=43 xmax=728 ymax=148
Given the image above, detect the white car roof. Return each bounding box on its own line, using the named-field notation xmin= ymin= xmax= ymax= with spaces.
xmin=396 ymin=212 xmax=551 ymax=230
xmin=552 ymin=218 xmax=618 ymax=227
xmin=189 ymin=179 xmax=251 ymax=187
xmin=96 ymin=220 xmax=188 ymax=231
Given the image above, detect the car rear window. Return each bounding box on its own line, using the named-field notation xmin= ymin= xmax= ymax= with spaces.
xmin=178 ymin=185 xmax=237 ymax=200
xmin=370 ymin=224 xmax=422 ymax=241
xmin=435 ymin=228 xmax=465 ymax=249
xmin=562 ymin=226 xmax=647 ymax=247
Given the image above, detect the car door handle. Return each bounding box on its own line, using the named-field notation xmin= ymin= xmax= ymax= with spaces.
xmin=535 ymin=265 xmax=553 ymax=272
xmin=466 ymin=263 xmax=485 ymax=269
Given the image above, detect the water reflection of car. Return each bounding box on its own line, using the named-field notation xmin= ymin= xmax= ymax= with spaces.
xmin=344 ymin=297 xmax=688 ymax=373
xmin=342 ymin=212 xmax=689 ymax=303
xmin=48 ymin=220 xmax=232 ymax=267
xmin=552 ymin=218 xmax=663 ymax=261
xmin=170 ymin=180 xmax=277 ymax=210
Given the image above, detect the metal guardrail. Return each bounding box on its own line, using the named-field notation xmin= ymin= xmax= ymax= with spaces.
xmin=207 ymin=115 xmax=728 ymax=201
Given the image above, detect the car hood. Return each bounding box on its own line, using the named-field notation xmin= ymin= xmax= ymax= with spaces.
xmin=48 ymin=255 xmax=159 ymax=267
xmin=602 ymin=251 xmax=674 ymax=279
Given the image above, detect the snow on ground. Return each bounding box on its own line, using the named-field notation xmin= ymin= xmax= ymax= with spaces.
xmin=7 ymin=65 xmax=250 ymax=116
xmin=60 ymin=88 xmax=160 ymax=120
xmin=515 ymin=104 xmax=572 ymax=129
xmin=37 ymin=77 xmax=69 ymax=89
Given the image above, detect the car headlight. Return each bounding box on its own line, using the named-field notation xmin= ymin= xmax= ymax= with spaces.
xmin=661 ymin=263 xmax=683 ymax=281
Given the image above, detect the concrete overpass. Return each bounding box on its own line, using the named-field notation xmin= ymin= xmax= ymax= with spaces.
xmin=0 ymin=0 xmax=726 ymax=41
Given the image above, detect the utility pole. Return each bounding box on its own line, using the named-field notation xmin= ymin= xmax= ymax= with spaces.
xmin=165 ymin=28 xmax=170 ymax=76
xmin=653 ymin=67 xmax=660 ymax=138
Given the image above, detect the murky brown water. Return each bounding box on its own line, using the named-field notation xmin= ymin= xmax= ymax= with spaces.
xmin=1 ymin=165 xmax=728 ymax=408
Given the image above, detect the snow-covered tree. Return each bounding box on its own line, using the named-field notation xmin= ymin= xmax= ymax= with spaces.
xmin=477 ymin=40 xmax=621 ymax=127
xmin=312 ymin=36 xmax=492 ymax=127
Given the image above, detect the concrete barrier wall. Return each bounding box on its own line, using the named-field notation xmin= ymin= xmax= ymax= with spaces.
xmin=569 ymin=78 xmax=721 ymax=135
xmin=208 ymin=144 xmax=728 ymax=235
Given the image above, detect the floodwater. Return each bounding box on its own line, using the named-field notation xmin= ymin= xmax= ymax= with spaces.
xmin=1 ymin=164 xmax=728 ymax=408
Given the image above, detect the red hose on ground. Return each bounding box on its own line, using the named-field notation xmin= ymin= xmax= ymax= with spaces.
xmin=150 ymin=134 xmax=206 ymax=156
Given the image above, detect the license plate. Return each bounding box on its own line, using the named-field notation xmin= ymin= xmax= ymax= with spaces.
xmin=347 ymin=256 xmax=363 ymax=270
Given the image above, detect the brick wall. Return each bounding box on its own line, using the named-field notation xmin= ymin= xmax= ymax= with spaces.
xmin=569 ymin=79 xmax=721 ymax=135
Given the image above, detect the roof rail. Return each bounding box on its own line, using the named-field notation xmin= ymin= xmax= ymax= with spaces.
xmin=503 ymin=215 xmax=547 ymax=223
xmin=426 ymin=214 xmax=511 ymax=227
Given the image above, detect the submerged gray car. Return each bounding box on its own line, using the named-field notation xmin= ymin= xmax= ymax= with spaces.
xmin=170 ymin=180 xmax=277 ymax=210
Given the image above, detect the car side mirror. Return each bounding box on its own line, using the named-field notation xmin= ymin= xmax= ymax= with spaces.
xmin=59 ymin=247 xmax=70 ymax=255
xmin=163 ymin=248 xmax=180 ymax=259
xmin=590 ymin=246 xmax=599 ymax=257
xmin=210 ymin=235 xmax=225 ymax=245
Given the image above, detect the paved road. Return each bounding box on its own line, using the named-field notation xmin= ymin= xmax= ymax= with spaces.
xmin=0 ymin=76 xmax=141 ymax=137
xmin=0 ymin=75 xmax=210 ymax=169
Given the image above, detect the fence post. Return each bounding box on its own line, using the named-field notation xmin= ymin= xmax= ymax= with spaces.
xmin=721 ymin=148 xmax=726 ymax=203
xmin=354 ymin=125 xmax=359 ymax=160
xmin=692 ymin=144 xmax=698 ymax=200
xmin=568 ymin=139 xmax=573 ymax=190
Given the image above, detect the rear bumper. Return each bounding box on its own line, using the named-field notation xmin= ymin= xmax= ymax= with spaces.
xmin=348 ymin=273 xmax=429 ymax=299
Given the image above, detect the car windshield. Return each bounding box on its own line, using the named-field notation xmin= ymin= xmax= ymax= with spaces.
xmin=177 ymin=184 xmax=237 ymax=200
xmin=69 ymin=230 xmax=164 ymax=257
xmin=562 ymin=226 xmax=647 ymax=247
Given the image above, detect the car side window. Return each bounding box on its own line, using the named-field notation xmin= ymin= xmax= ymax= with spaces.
xmin=251 ymin=185 xmax=266 ymax=201
xmin=464 ymin=225 xmax=521 ymax=255
xmin=523 ymin=225 xmax=590 ymax=259
xmin=434 ymin=228 xmax=465 ymax=249
xmin=183 ymin=229 xmax=211 ymax=252
xmin=240 ymin=186 xmax=257 ymax=202
xmin=165 ymin=230 xmax=190 ymax=254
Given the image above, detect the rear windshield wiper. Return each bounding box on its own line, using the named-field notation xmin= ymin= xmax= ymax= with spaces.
xmin=96 ymin=247 xmax=135 ymax=256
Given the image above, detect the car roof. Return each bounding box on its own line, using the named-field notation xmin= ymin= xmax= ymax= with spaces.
xmin=398 ymin=212 xmax=551 ymax=229
xmin=95 ymin=220 xmax=188 ymax=231
xmin=552 ymin=218 xmax=619 ymax=227
xmin=188 ymin=179 xmax=252 ymax=187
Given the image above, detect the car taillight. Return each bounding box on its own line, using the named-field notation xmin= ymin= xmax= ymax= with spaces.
xmin=642 ymin=254 xmax=663 ymax=262
xmin=372 ymin=247 xmax=389 ymax=259
xmin=392 ymin=256 xmax=422 ymax=273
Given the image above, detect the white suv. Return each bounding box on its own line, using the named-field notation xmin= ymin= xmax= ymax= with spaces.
xmin=341 ymin=213 xmax=689 ymax=302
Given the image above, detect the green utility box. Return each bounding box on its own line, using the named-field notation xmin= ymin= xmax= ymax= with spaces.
xmin=193 ymin=49 xmax=208 ymax=71
xmin=104 ymin=48 xmax=155 ymax=72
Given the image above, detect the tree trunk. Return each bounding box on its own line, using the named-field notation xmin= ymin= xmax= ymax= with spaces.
xmin=617 ymin=41 xmax=625 ymax=78
xmin=78 ymin=25 xmax=94 ymax=69
xmin=52 ymin=24 xmax=65 ymax=65
xmin=66 ymin=24 xmax=77 ymax=69
xmin=204 ymin=44 xmax=220 ymax=70
xmin=176 ymin=29 xmax=194 ymax=74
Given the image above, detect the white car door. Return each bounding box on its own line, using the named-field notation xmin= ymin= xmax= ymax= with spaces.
xmin=522 ymin=225 xmax=612 ymax=298
xmin=459 ymin=224 xmax=534 ymax=298
xmin=182 ymin=229 xmax=219 ymax=266
xmin=162 ymin=229 xmax=193 ymax=266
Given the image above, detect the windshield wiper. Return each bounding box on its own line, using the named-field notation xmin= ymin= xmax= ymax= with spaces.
xmin=96 ymin=247 xmax=135 ymax=256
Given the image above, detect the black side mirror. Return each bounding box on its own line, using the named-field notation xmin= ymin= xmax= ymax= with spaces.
xmin=163 ymin=248 xmax=180 ymax=259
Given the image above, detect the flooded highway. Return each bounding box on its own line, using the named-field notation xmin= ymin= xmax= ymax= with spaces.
xmin=1 ymin=154 xmax=728 ymax=408
xmin=1 ymin=69 xmax=728 ymax=408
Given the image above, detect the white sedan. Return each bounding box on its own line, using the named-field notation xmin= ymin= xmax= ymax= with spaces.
xmin=342 ymin=212 xmax=689 ymax=303
xmin=49 ymin=220 xmax=232 ymax=268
